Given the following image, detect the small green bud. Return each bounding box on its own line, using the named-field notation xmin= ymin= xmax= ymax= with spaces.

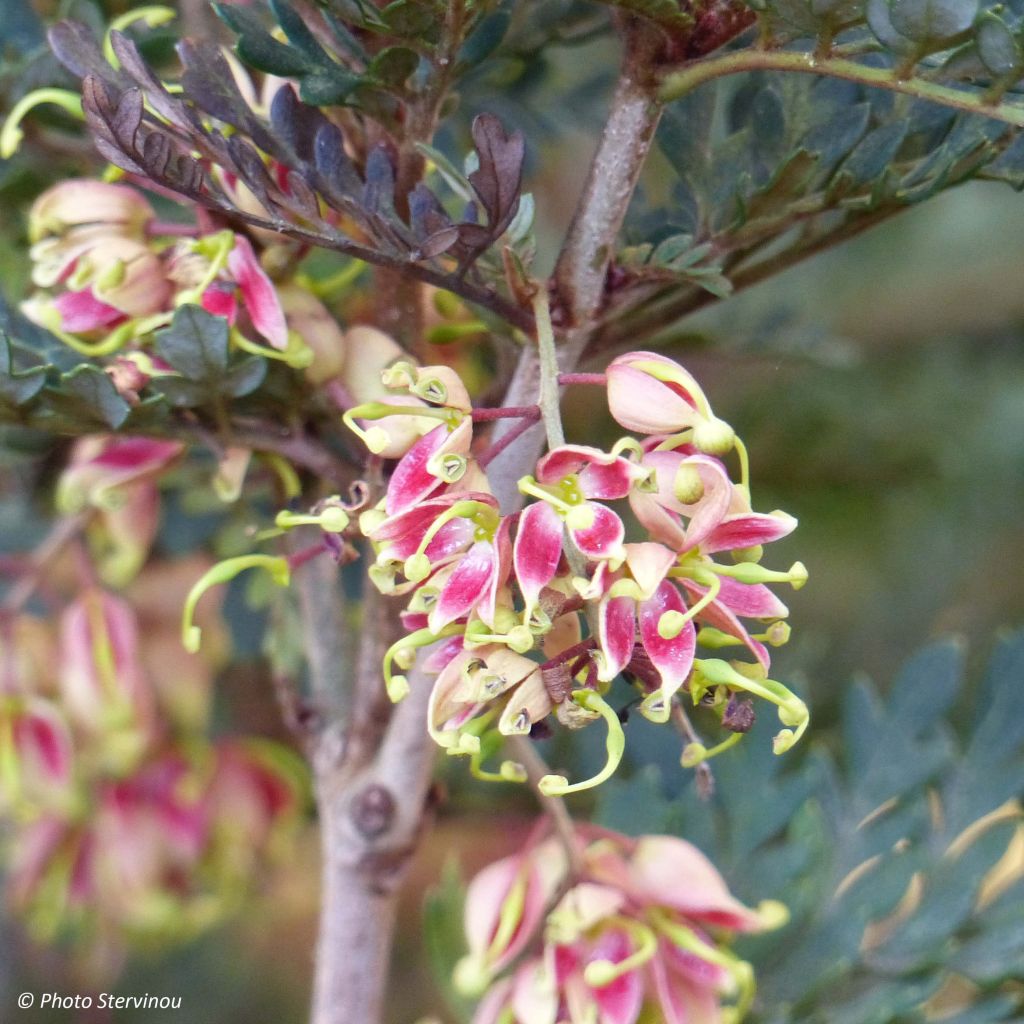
xmin=692 ymin=416 xmax=735 ymax=455
xmin=393 ymin=646 xmax=417 ymax=671
xmin=564 ymin=503 xmax=595 ymax=532
xmin=763 ymin=621 xmax=791 ymax=646
xmin=319 ymin=507 xmax=349 ymax=533
xmin=673 ymin=464 xmax=705 ymax=505
xmin=732 ymin=544 xmax=763 ymax=564
xmin=506 ymin=625 xmax=534 ymax=654
xmin=404 ymin=553 xmax=431 ymax=583
xmin=681 ymin=742 xmax=708 ymax=768
xmin=756 ymin=900 xmax=790 ymax=930
xmin=658 ymin=610 xmax=688 ymax=640
xmin=386 ymin=674 xmax=410 ymax=702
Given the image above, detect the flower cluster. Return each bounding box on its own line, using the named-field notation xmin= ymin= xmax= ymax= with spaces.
xmin=456 ymin=825 xmax=785 ymax=1024
xmin=344 ymin=349 xmax=808 ymax=793
xmin=0 ymin=439 xmax=304 ymax=974
xmin=20 ymin=178 xmax=317 ymax=371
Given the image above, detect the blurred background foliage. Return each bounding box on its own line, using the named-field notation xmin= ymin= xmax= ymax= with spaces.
xmin=1 ymin=0 xmax=1023 ymax=1021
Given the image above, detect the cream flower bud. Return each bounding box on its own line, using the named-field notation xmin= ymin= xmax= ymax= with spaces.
xmin=29 ymin=180 xmax=154 ymax=243
xmin=278 ymin=284 xmax=347 ymax=385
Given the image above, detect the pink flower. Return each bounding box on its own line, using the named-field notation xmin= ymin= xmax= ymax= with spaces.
xmin=59 ymin=589 xmax=156 ymax=766
xmin=57 ymin=436 xmax=183 ymax=512
xmin=57 ymin=436 xmax=182 ymax=586
xmin=458 ymin=835 xmax=567 ymax=990
xmin=384 ymin=420 xmax=474 ymax=517
xmin=427 ymin=647 xmax=549 ymax=754
xmin=199 ymin=234 xmax=288 ymax=350
xmin=586 ymin=545 xmax=696 ymax=721
xmin=24 ymin=233 xmax=171 ymax=336
xmin=607 ymin=352 xmax=735 ymax=455
xmin=427 ymin=518 xmax=512 ymax=633
xmin=206 ymin=739 xmax=304 ymax=853
xmin=0 ymin=697 xmax=74 ymax=809
xmin=29 ymin=180 xmax=155 ymax=244
xmin=519 ymin=445 xmax=645 ymax=566
xmin=464 ymin=826 xmax=781 ymax=1024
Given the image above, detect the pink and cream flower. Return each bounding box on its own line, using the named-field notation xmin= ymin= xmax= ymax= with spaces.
xmin=516 ymin=446 xmax=647 ymax=570
xmin=606 ymin=351 xmax=736 ymax=456
xmin=463 ymin=827 xmax=783 ymax=1024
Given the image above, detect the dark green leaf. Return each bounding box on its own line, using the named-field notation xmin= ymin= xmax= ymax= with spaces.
xmin=591 ymin=0 xmax=693 ymax=29
xmin=367 ymin=46 xmax=419 ymax=89
xmin=976 ymin=12 xmax=1022 ymax=76
xmin=155 ymin=305 xmax=230 ymax=382
xmin=222 ymin=357 xmax=268 ymax=398
xmin=0 ymin=334 xmax=47 ymax=408
xmin=48 ymin=365 xmax=131 ymax=429
xmin=216 ymin=5 xmax=313 ymax=77
xmin=381 ymin=0 xmax=445 ymax=39
xmin=458 ymin=9 xmax=511 ymax=67
xmin=888 ymin=0 xmax=979 ymax=43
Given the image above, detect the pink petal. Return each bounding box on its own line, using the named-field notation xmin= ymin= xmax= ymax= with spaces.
xmin=535 ymin=444 xmax=610 ymax=482
xmin=623 ymin=542 xmax=677 ymax=599
xmin=372 ymin=491 xmax=493 ymax=548
xmin=638 ymin=582 xmax=696 ymax=702
xmin=587 ymin=929 xmax=644 ymax=1024
xmin=629 ymin=489 xmax=688 ymax=550
xmin=59 ymin=590 xmax=153 ymax=736
xmin=201 ymin=284 xmax=239 ymax=323
xmin=429 ymin=540 xmax=496 ymax=632
xmin=553 ymin=941 xmax=582 ymax=985
xmin=606 ymin=363 xmax=699 ymax=435
xmin=571 ymin=503 xmax=625 ymax=561
xmin=702 ymin=511 xmax=798 ymax=554
xmin=227 ymin=234 xmax=288 ymax=349
xmin=709 ymin=577 xmax=789 ymax=619
xmin=471 ymin=978 xmax=514 ymax=1024
xmin=14 ymin=701 xmax=73 ymax=785
xmin=650 ymin=947 xmax=723 ymax=1024
xmin=662 ymin=939 xmax=732 ymax=991
xmin=680 ymin=579 xmax=770 ymax=671
xmin=598 ymin=594 xmax=636 ymax=681
xmin=385 ymin=424 xmax=451 ymax=515
xmin=480 ymin=518 xmax=512 ymax=627
xmin=54 ymin=288 xmax=125 ymax=332
xmin=512 ymin=958 xmax=558 ymax=1024
xmin=465 ymin=857 xmax=548 ymax=971
xmin=420 ymin=634 xmax=466 ymax=674
xmin=643 ymin=452 xmax=732 ymax=551
xmin=536 ymin=446 xmax=637 ymax=500
xmin=629 ymin=835 xmax=761 ymax=932
xmin=515 ymin=502 xmax=564 ymax=609
xmin=86 ymin=437 xmax=183 ymax=475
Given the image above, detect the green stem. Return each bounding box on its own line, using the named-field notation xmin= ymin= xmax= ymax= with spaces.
xmin=532 ymin=288 xmax=566 ymax=452
xmin=660 ymin=50 xmax=1024 ymax=127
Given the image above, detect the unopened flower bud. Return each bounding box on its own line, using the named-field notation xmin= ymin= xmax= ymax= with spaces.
xmin=404 ymin=553 xmax=432 ymax=583
xmin=692 ymin=415 xmax=735 ymax=455
xmin=673 ymin=463 xmax=705 ymax=504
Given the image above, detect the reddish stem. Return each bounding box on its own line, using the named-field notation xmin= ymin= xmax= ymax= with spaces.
xmin=540 ymin=638 xmax=597 ymax=672
xmin=146 ymin=220 xmax=199 ymax=237
xmin=477 ymin=409 xmax=542 ymax=469
xmin=288 ymin=541 xmax=331 ymax=571
xmin=471 ymin=405 xmax=540 ymax=421
xmin=558 ymin=372 xmax=607 ymax=386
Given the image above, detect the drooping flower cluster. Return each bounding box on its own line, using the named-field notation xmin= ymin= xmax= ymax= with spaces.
xmin=344 ymin=348 xmax=808 ymax=793
xmin=0 ymin=439 xmax=304 ymax=974
xmin=456 ymin=825 xmax=785 ymax=1024
xmin=20 ymin=178 xmax=316 ymax=371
